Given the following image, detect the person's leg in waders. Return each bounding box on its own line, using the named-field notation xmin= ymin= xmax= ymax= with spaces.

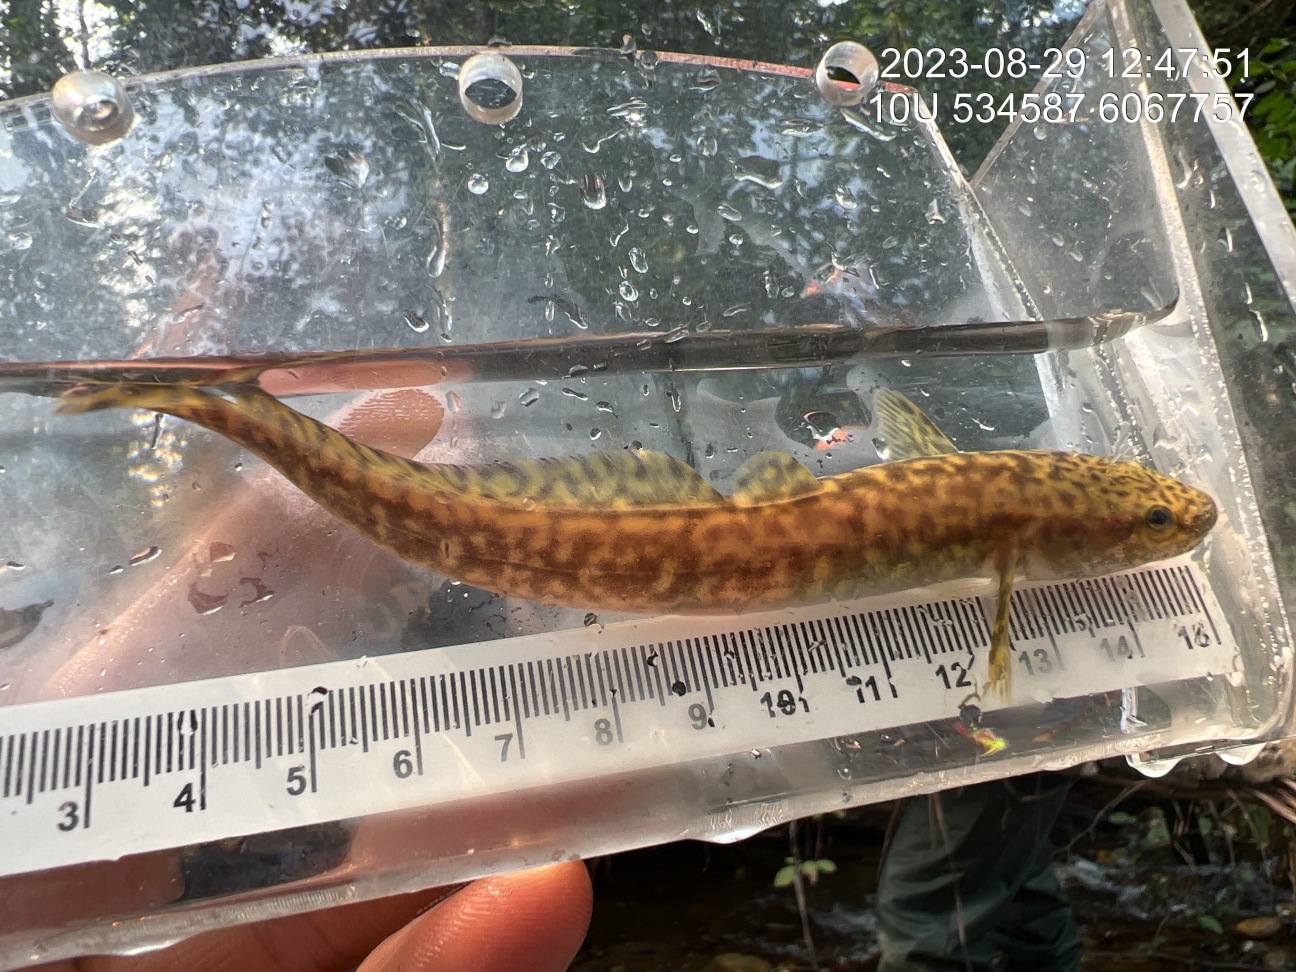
xmin=875 ymin=773 xmax=1082 ymax=972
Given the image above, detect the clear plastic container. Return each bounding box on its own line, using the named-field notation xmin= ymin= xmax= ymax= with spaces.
xmin=0 ymin=1 xmax=1291 ymax=964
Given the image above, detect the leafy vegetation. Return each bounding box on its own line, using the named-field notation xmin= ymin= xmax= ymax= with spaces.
xmin=1236 ymin=37 xmax=1296 ymax=217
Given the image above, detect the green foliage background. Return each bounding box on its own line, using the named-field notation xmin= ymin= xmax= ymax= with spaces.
xmin=0 ymin=0 xmax=1290 ymax=182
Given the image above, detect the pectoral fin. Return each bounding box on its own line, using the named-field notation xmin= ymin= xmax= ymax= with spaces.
xmin=986 ymin=543 xmax=1017 ymax=700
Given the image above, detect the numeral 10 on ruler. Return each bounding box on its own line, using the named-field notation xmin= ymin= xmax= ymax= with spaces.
xmin=0 ymin=558 xmax=1233 ymax=878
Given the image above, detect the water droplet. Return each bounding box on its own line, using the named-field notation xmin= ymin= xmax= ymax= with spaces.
xmin=881 ymin=236 xmax=899 ymax=249
xmin=467 ymin=172 xmax=490 ymax=195
xmin=580 ymin=172 xmax=607 ymax=210
xmin=490 ymin=400 xmax=508 ymax=420
xmin=519 ymin=387 xmax=540 ymax=407
xmin=521 ymin=497 xmax=537 ymax=511
xmin=717 ymin=204 xmax=742 ymax=222
xmin=324 ymin=150 xmax=370 ymax=188
xmin=561 ymin=387 xmax=589 ymax=401
xmin=691 ymin=69 xmax=720 ymax=92
xmin=834 ymin=187 xmax=858 ymax=210
xmin=596 ymin=401 xmax=616 ymax=414
xmin=704 ymin=443 xmax=715 ymax=458
xmin=925 ymin=199 xmax=946 ymax=224
xmin=404 ymin=310 xmax=430 ymax=333
xmin=505 ymin=143 xmax=530 ymax=172
xmin=1 ymin=561 xmax=25 ymax=573
xmin=618 ymin=171 xmax=635 ymax=192
xmin=1250 ymin=308 xmax=1269 ymax=342
xmin=696 ymin=134 xmax=718 ymax=157
xmin=129 ymin=545 xmax=161 ymax=566
xmin=188 ymin=584 xmax=228 ymax=615
xmin=607 ymin=99 xmax=649 ymax=127
xmin=629 ymin=247 xmax=648 ymax=273
xmin=619 ymin=279 xmax=639 ymax=301
xmin=7 ymin=232 xmax=33 ymax=251
xmin=541 ymin=150 xmax=561 ymax=169
xmin=209 ymin=541 xmax=236 ymax=563
xmin=446 ymin=391 xmax=463 ymax=413
xmin=584 ymin=612 xmax=600 ymax=627
xmin=425 ymin=219 xmax=446 ymax=277
xmin=664 ymin=326 xmax=688 ymax=344
xmin=428 ymin=286 xmax=453 ymax=341
xmin=589 ymin=428 xmax=603 ymax=441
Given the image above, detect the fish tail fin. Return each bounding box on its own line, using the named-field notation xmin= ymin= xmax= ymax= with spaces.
xmin=56 ymin=381 xmax=217 ymax=417
xmin=56 ymin=381 xmax=422 ymax=506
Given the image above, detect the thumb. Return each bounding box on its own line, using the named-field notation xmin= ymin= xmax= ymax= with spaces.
xmin=358 ymin=861 xmax=592 ymax=972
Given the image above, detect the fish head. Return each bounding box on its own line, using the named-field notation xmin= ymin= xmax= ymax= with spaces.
xmin=1108 ymin=460 xmax=1218 ymax=560
xmin=1023 ymin=455 xmax=1217 ymax=578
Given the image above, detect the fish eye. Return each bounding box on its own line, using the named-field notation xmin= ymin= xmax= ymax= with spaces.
xmin=1145 ymin=505 xmax=1174 ymax=531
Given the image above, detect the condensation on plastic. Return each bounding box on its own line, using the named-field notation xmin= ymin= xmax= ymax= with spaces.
xmin=0 ymin=5 xmax=1290 ymax=964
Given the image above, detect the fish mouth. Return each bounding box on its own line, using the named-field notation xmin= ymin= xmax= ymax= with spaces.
xmin=1185 ymin=495 xmax=1219 ymax=538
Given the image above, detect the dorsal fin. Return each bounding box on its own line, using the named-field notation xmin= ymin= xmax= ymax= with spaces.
xmin=730 ymin=451 xmax=823 ymax=505
xmin=872 ymin=389 xmax=958 ymax=460
xmin=448 ymin=449 xmax=723 ymax=509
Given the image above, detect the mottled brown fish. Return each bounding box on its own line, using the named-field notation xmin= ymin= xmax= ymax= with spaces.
xmin=57 ymin=383 xmax=1217 ymax=697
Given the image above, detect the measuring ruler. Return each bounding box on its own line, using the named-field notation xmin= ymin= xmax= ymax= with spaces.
xmin=0 ymin=557 xmax=1233 ymax=878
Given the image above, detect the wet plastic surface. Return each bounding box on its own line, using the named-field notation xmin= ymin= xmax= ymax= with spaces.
xmin=0 ymin=2 xmax=1291 ymax=965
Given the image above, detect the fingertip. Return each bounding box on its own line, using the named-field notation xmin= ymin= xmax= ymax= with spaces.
xmin=361 ymin=861 xmax=592 ymax=972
